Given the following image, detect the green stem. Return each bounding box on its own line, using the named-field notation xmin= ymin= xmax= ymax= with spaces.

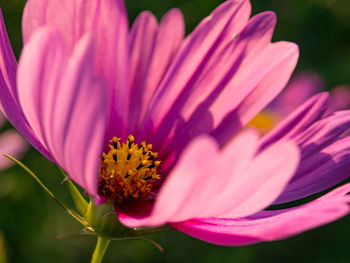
xmin=91 ymin=237 xmax=110 ymax=263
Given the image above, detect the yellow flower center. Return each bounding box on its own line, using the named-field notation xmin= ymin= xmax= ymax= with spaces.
xmin=98 ymin=135 xmax=161 ymax=203
xmin=248 ymin=111 xmax=281 ymax=134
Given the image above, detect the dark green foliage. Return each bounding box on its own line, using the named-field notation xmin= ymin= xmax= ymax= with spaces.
xmin=0 ymin=0 xmax=349 ymax=262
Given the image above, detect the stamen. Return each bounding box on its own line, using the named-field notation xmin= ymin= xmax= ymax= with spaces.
xmin=127 ymin=149 xmax=132 ymax=160
xmin=248 ymin=111 xmax=280 ymax=135
xmin=98 ymin=135 xmax=161 ymax=203
xmin=112 ymin=137 xmax=120 ymax=149
xmin=136 ymin=160 xmax=147 ymax=170
xmin=148 ymin=163 xmax=156 ymax=169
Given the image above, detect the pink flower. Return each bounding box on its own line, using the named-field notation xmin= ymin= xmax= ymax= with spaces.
xmin=0 ymin=0 xmax=349 ymax=246
xmin=249 ymin=72 xmax=350 ymax=133
xmin=269 ymin=72 xmax=350 ymax=116
xmin=0 ymin=112 xmax=27 ymax=170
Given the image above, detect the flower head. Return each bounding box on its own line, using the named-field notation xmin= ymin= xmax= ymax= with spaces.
xmin=249 ymin=72 xmax=350 ymax=134
xmin=0 ymin=0 xmax=349 ymax=246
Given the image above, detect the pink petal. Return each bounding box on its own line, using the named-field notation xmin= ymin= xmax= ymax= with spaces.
xmin=259 ymin=92 xmax=329 ymax=152
xmin=128 ymin=11 xmax=158 ymax=133
xmin=171 ymin=183 xmax=350 ymax=246
xmin=150 ymin=9 xmax=274 ymax=155
xmin=258 ymin=96 xmax=350 ymax=204
xmin=0 ymin=112 xmax=6 ymax=127
xmin=0 ymin=8 xmax=51 ymax=160
xmin=138 ymin=0 xmax=251 ymax=142
xmin=215 ymin=139 xmax=299 ymax=218
xmin=210 ymin=40 xmax=299 ymax=145
xmin=117 ymin=131 xmax=255 ymax=227
xmin=0 ymin=130 xmax=27 ymax=170
xmin=329 ymin=85 xmax=350 ymax=112
xmin=269 ymin=72 xmax=323 ymax=116
xmin=276 ymin=136 xmax=350 ymax=204
xmin=117 ymin=131 xmax=299 ymax=227
xmin=0 ymin=9 xmax=18 ymax=105
xmin=295 ymin=110 xmax=350 ymax=159
xmin=116 ymin=199 xmax=155 ymax=227
xmin=152 ymin=132 xmax=258 ymax=224
xmin=117 ymin=135 xmax=220 ymax=227
xmin=183 ymin=130 xmax=259 ymax=219
xmin=152 ymin=11 xmax=297 ymax=161
xmin=17 ymin=29 xmax=68 ymax=148
xmin=23 ymin=0 xmax=130 ymax=138
xmin=17 ymin=28 xmax=109 ymax=196
xmin=128 ymin=9 xmax=185 ymax=133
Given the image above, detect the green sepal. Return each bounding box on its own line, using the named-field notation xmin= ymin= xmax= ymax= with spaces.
xmin=3 ymin=154 xmax=89 ymax=228
xmin=57 ymin=166 xmax=88 ymax=216
xmin=3 ymin=154 xmax=171 ymax=243
xmin=84 ymin=198 xmax=171 ymax=239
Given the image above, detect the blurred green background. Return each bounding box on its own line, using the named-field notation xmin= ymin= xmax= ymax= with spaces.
xmin=0 ymin=0 xmax=350 ymax=262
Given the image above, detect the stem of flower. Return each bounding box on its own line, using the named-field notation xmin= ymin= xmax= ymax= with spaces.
xmin=91 ymin=237 xmax=111 ymax=263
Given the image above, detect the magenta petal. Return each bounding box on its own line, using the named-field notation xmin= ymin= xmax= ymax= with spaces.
xmin=128 ymin=11 xmax=158 ymax=133
xmin=216 ymin=139 xmax=299 ymax=218
xmin=157 ymin=12 xmax=298 ymax=148
xmin=139 ymin=0 xmax=251 ymax=141
xmin=117 ymin=132 xmax=255 ymax=227
xmin=210 ymin=40 xmax=299 ymax=145
xmin=295 ymin=110 xmax=350 ymax=159
xmin=0 ymin=130 xmax=27 ymax=170
xmin=276 ymin=136 xmax=350 ymax=204
xmin=179 ymin=130 xmax=259 ymax=219
xmin=142 ymin=8 xmax=184 ymax=113
xmin=0 ymin=8 xmax=51 ymax=160
xmin=116 ymin=199 xmax=155 ymax=227
xmin=163 ymin=135 xmax=298 ymax=222
xmin=17 ymin=29 xmax=68 ymax=147
xmin=259 ymin=97 xmax=350 ymax=204
xmin=329 ymin=85 xmax=350 ymax=112
xmin=0 ymin=111 xmax=6 ymax=127
xmin=54 ymin=39 xmax=109 ymax=196
xmin=0 ymin=9 xmax=18 ymax=106
xmin=269 ymin=72 xmax=323 ymax=116
xmin=128 ymin=9 xmax=185 ymax=133
xmin=117 ymin=135 xmax=220 ymax=227
xmin=153 ymin=132 xmax=258 ymax=224
xmin=259 ymin=93 xmax=329 ymax=152
xmin=23 ymin=0 xmax=130 ymax=138
xmin=117 ymin=131 xmax=299 ymax=227
xmin=164 ymin=132 xmax=299 ymax=221
xmin=152 ymin=11 xmax=298 ymax=158
xmin=17 ymin=28 xmax=109 ymax=196
xmin=171 ymin=184 xmax=350 ymax=246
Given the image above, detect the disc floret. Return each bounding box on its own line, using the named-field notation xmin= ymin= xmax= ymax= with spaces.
xmin=99 ymin=135 xmax=161 ymax=203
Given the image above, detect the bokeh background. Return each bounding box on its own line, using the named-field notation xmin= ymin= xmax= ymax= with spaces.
xmin=0 ymin=0 xmax=350 ymax=262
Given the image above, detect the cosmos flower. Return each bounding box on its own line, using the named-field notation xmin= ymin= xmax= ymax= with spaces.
xmin=0 ymin=112 xmax=27 ymax=170
xmin=249 ymin=72 xmax=350 ymax=134
xmin=0 ymin=0 xmax=349 ymax=246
